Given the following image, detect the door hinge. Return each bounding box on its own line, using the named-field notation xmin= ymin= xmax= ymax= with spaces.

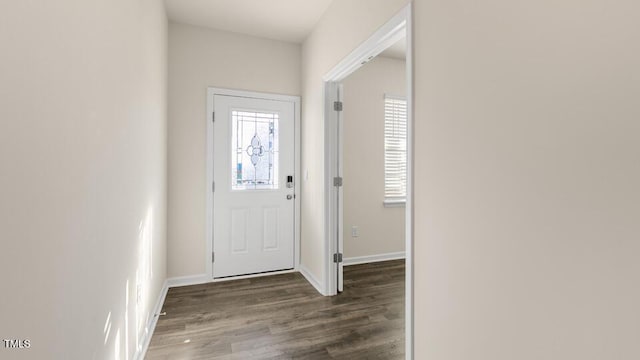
xmin=333 ymin=177 xmax=343 ymax=187
xmin=212 ymin=181 xmax=215 ymax=192
xmin=212 ymin=112 xmax=215 ymax=122
xmin=333 ymin=101 xmax=343 ymax=112
xmin=333 ymin=253 xmax=343 ymax=263
xmin=212 ymin=252 xmax=215 ymax=263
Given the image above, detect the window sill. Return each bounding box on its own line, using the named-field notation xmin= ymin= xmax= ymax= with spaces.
xmin=383 ymin=199 xmax=406 ymax=208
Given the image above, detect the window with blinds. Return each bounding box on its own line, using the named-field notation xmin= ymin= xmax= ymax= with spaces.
xmin=384 ymin=95 xmax=407 ymax=203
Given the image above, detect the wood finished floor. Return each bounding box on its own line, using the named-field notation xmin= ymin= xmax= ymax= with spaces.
xmin=146 ymin=260 xmax=405 ymax=359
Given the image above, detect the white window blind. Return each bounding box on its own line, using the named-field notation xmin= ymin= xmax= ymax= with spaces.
xmin=384 ymin=95 xmax=407 ymax=202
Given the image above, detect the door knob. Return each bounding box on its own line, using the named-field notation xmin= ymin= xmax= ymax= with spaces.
xmin=286 ymin=194 xmax=293 ymax=200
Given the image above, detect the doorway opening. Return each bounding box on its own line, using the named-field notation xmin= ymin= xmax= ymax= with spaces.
xmin=323 ymin=4 xmax=413 ymax=358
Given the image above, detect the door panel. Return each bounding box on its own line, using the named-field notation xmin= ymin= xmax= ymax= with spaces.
xmin=213 ymin=94 xmax=295 ymax=278
xmin=263 ymin=208 xmax=279 ymax=251
xmin=230 ymin=208 xmax=248 ymax=253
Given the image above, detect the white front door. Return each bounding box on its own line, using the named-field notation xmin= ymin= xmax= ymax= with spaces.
xmin=213 ymin=94 xmax=296 ymax=278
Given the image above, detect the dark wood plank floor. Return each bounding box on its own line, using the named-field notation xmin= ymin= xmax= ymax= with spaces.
xmin=146 ymin=260 xmax=405 ymax=359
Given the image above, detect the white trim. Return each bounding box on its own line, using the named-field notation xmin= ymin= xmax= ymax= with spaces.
xmin=299 ymin=264 xmax=327 ymax=296
xmin=323 ymin=10 xmax=407 ymax=82
xmin=384 ymin=93 xmax=407 ymax=101
xmin=405 ymin=5 xmax=415 ymax=358
xmin=383 ymin=199 xmax=406 ymax=207
xmin=206 ymin=89 xmax=215 ymax=280
xmin=134 ymin=280 xmax=169 ymax=360
xmin=343 ymin=252 xmax=406 ymax=266
xmin=294 ymin=93 xmax=302 ymax=271
xmin=322 ymin=4 xmax=414 ymax=359
xmin=337 ymin=83 xmax=345 ymax=293
xmin=206 ymin=87 xmax=301 ymax=280
xmin=207 ymin=88 xmax=301 ymax=103
xmin=324 ymin=81 xmax=340 ymax=296
xmin=166 ymin=274 xmax=210 ymax=288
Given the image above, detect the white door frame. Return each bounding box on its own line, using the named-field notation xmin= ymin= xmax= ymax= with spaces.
xmin=322 ymin=4 xmax=414 ymax=358
xmin=206 ymin=87 xmax=301 ymax=280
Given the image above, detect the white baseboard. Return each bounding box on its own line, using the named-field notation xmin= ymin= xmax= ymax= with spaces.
xmin=166 ymin=273 xmax=210 ymax=288
xmin=343 ymin=251 xmax=405 ymax=266
xmin=134 ymin=279 xmax=169 ymax=360
xmin=298 ymin=264 xmax=327 ymax=296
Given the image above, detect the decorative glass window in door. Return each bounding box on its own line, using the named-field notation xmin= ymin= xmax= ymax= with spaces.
xmin=231 ymin=110 xmax=279 ymax=190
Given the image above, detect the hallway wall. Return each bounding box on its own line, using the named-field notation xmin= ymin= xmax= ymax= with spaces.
xmin=0 ymin=0 xmax=168 ymax=359
xmin=413 ymin=0 xmax=640 ymax=358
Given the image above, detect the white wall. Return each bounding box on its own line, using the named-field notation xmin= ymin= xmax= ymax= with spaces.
xmin=0 ymin=0 xmax=167 ymax=359
xmin=413 ymin=0 xmax=640 ymax=358
xmin=342 ymin=56 xmax=406 ymax=259
xmin=300 ymin=0 xmax=410 ymax=293
xmin=167 ymin=23 xmax=301 ymax=277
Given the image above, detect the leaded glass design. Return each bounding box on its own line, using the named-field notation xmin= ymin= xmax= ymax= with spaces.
xmin=231 ymin=110 xmax=279 ymax=190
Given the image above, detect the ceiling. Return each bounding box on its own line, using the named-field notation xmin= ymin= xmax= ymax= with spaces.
xmin=164 ymin=0 xmax=334 ymax=43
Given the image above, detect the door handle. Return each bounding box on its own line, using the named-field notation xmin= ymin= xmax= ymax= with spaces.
xmin=286 ymin=194 xmax=293 ymax=200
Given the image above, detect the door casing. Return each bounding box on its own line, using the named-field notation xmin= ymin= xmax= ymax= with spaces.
xmin=206 ymin=87 xmax=301 ymax=281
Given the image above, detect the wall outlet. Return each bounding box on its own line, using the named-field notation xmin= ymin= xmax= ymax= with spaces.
xmin=351 ymin=226 xmax=359 ymax=237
